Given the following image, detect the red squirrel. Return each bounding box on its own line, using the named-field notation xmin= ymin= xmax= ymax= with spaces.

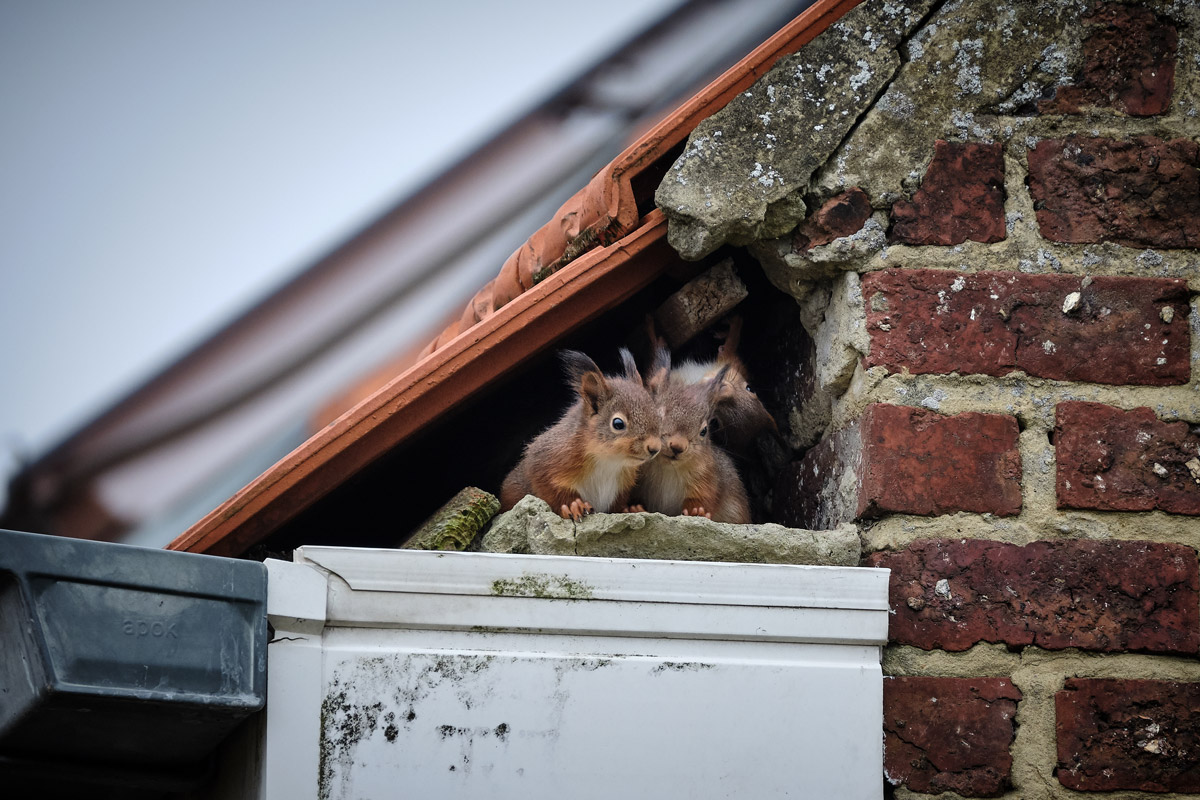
xmin=635 ymin=347 xmax=751 ymax=524
xmin=500 ymin=349 xmax=663 ymax=521
xmin=650 ymin=315 xmax=775 ymax=454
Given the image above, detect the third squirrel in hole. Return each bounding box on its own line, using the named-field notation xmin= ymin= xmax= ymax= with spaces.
xmin=632 ymin=346 xmax=751 ymax=524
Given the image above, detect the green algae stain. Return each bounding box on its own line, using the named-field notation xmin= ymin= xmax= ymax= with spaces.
xmin=490 ymin=573 xmax=594 ymax=600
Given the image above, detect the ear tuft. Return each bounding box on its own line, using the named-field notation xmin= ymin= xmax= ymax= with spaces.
xmin=618 ymin=347 xmax=641 ymax=385
xmin=647 ymin=345 xmax=672 ymax=395
xmin=560 ymin=350 xmax=607 ymax=413
xmin=706 ymin=364 xmax=732 ymax=409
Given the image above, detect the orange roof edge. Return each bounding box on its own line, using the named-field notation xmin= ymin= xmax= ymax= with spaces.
xmin=167 ymin=0 xmax=861 ymax=556
xmin=168 ymin=213 xmax=673 ymax=556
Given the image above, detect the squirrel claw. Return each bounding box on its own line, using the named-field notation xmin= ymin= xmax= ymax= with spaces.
xmin=561 ymin=498 xmax=593 ymax=521
xmin=623 ymin=504 xmax=646 ymax=513
xmin=682 ymin=506 xmax=712 ymax=519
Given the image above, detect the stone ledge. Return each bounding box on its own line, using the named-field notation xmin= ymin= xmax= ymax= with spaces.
xmin=481 ymin=495 xmax=859 ymax=566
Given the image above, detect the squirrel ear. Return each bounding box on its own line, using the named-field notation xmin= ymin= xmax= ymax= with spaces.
xmin=646 ymin=345 xmax=671 ymax=395
xmin=579 ymin=371 xmax=608 ymax=414
xmin=618 ymin=347 xmax=642 ymax=385
xmin=706 ymin=364 xmax=732 ymax=409
xmin=560 ymin=350 xmax=608 ymax=414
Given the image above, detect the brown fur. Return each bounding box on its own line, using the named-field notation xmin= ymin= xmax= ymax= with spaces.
xmin=635 ymin=350 xmax=751 ymax=524
xmin=501 ymin=349 xmax=663 ymax=519
xmin=648 ymin=315 xmax=775 ymax=454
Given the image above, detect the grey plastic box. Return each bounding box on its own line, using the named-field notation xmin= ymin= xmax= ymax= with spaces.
xmin=0 ymin=528 xmax=266 ymax=767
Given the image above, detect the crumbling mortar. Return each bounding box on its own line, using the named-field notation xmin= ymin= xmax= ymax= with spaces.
xmin=830 ymin=366 xmax=1200 ymax=446
xmin=859 ymin=506 xmax=1200 ymax=555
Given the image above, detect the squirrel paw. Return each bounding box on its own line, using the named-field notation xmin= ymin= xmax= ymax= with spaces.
xmin=560 ymin=498 xmax=594 ymax=521
xmin=682 ymin=505 xmax=712 ymax=519
xmin=623 ymin=504 xmax=646 ymax=513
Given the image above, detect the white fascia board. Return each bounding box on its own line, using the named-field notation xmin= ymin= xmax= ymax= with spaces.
xmin=292 ymin=548 xmax=890 ymax=646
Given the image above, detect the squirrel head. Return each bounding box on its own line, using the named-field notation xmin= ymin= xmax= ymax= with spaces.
xmin=650 ymin=347 xmax=727 ymax=464
xmin=560 ymin=349 xmax=663 ymax=463
xmin=710 ymin=359 xmax=776 ymax=444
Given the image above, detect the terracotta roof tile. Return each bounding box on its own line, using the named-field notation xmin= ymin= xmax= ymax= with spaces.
xmin=167 ymin=0 xmax=861 ymax=556
xmin=416 ymin=0 xmax=861 ymax=362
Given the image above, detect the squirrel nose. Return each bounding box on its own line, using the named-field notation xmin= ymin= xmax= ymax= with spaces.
xmin=669 ymin=437 xmax=688 ymax=457
xmin=645 ymin=438 xmax=662 ymax=458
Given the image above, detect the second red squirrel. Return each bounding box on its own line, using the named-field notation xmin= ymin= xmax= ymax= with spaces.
xmin=500 ymin=349 xmax=663 ymax=520
xmin=634 ymin=347 xmax=751 ymax=524
xmin=650 ymin=315 xmax=775 ymax=454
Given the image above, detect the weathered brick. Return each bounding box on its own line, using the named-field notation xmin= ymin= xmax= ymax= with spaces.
xmin=792 ymin=187 xmax=872 ymax=252
xmin=890 ymin=140 xmax=1006 ymax=246
xmin=1057 ymin=679 xmax=1200 ymax=792
xmin=862 ymin=270 xmax=1191 ymax=385
xmin=1040 ymin=3 xmax=1176 ymax=117
xmin=859 ymin=404 xmax=1021 ymax=519
xmin=865 ymin=539 xmax=1200 ymax=654
xmin=885 ymin=676 xmax=1021 ymax=797
xmin=1027 ymin=135 xmax=1200 ymax=248
xmin=1056 ymin=402 xmax=1200 ymax=515
xmin=775 ymin=405 xmax=1021 ymax=529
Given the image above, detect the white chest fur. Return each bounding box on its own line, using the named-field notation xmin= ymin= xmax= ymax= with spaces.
xmin=641 ymin=462 xmax=688 ymax=515
xmin=575 ymin=456 xmax=631 ymax=513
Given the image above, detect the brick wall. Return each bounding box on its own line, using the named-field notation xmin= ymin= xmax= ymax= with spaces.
xmin=666 ymin=1 xmax=1200 ymax=797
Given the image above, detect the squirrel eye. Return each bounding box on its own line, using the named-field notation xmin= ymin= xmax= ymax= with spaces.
xmin=611 ymin=416 xmax=626 ymax=431
xmin=700 ymin=424 xmax=708 ymax=438
xmin=744 ymin=383 xmax=754 ymax=393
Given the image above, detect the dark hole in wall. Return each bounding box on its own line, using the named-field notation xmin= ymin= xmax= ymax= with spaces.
xmin=261 ymin=246 xmax=814 ymax=555
xmin=630 ymin=141 xmax=686 ymax=217
xmin=721 ymin=250 xmax=815 ymax=522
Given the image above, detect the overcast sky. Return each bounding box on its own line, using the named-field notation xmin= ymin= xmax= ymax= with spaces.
xmin=0 ymin=1 xmax=679 ymax=489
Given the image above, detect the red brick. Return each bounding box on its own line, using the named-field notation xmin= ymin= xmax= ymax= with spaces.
xmin=1056 ymin=402 xmax=1200 ymax=515
xmin=862 ymin=269 xmax=1191 ymax=385
xmin=1040 ymin=3 xmax=1176 ymax=117
xmin=859 ymin=404 xmax=1021 ymax=519
xmin=792 ymin=188 xmax=872 ymax=252
xmin=885 ymin=677 xmax=1021 ymax=797
xmin=1027 ymin=135 xmax=1200 ymax=247
xmin=775 ymin=405 xmax=1022 ymax=529
xmin=890 ymin=141 xmax=1006 ymax=246
xmin=865 ymin=538 xmax=1200 ymax=654
xmin=1057 ymin=679 xmax=1200 ymax=792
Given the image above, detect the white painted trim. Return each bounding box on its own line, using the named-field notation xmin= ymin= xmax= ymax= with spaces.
xmin=295 ymin=547 xmax=890 ymax=611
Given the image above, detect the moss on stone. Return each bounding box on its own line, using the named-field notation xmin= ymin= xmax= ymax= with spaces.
xmin=402 ymin=486 xmax=500 ymax=551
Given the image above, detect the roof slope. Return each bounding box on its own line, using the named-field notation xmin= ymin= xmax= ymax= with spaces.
xmin=168 ymin=0 xmax=861 ymax=556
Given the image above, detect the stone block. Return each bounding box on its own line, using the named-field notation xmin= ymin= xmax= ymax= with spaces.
xmin=866 ymin=538 xmax=1200 ymax=654
xmin=482 ymin=495 xmax=859 ymax=566
xmin=885 ymin=676 xmax=1021 ymax=797
xmin=1056 ymin=402 xmax=1200 ymax=515
xmin=656 ymin=0 xmax=933 ymax=259
xmin=862 ymin=270 xmax=1191 ymax=385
